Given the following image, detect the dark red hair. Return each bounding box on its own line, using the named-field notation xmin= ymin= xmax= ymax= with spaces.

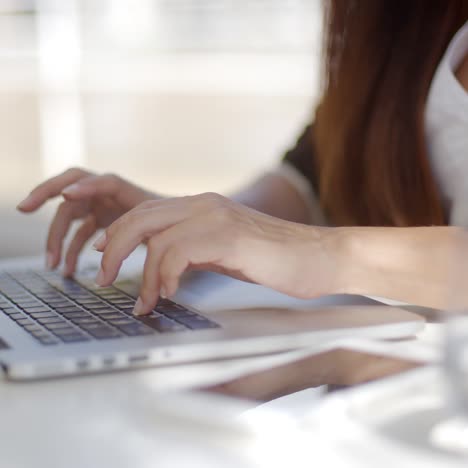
xmin=314 ymin=0 xmax=468 ymax=226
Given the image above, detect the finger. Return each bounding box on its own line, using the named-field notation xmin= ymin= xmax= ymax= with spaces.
xmin=95 ymin=202 xmax=192 ymax=285
xmin=158 ymin=245 xmax=191 ymax=298
xmin=133 ymin=221 xmax=206 ymax=316
xmin=17 ymin=167 xmax=90 ymax=212
xmin=46 ymin=201 xmax=84 ymax=269
xmin=132 ymin=239 xmax=165 ymax=316
xmin=61 ymin=173 xmax=121 ymax=200
xmin=95 ymin=212 xmax=155 ymax=287
xmin=101 ymin=197 xmax=189 ymax=244
xmin=98 ymin=192 xmax=222 ymax=251
xmin=63 ymin=174 xmax=161 ymax=215
xmin=96 ymin=194 xmax=230 ymax=286
xmin=63 ymin=215 xmax=98 ymax=277
xmin=159 ymin=236 xmax=225 ymax=298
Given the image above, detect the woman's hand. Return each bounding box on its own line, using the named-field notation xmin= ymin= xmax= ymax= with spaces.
xmin=17 ymin=168 xmax=161 ymax=276
xmin=93 ymin=192 xmax=344 ymax=316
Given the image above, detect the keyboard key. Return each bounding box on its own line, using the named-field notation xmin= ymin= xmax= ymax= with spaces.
xmin=38 ymin=336 xmax=59 ymax=345
xmin=7 ymin=294 xmax=30 ymax=301
xmin=75 ymin=298 xmax=101 ymax=305
xmin=92 ymin=287 xmax=116 ymax=295
xmin=71 ymin=318 xmax=102 ymax=326
xmin=55 ymin=306 xmax=83 ymax=313
xmin=174 ymin=315 xmax=219 ymax=330
xmin=30 ymin=312 xmax=58 ymax=319
xmin=37 ymin=317 xmax=65 ymax=325
xmin=14 ymin=300 xmax=41 ymax=307
xmin=44 ymin=322 xmax=73 ymax=330
xmin=53 ymin=327 xmax=84 ymax=337
xmin=9 ymin=313 xmax=25 ymax=320
xmin=138 ymin=315 xmax=185 ymax=333
xmin=84 ymin=303 xmax=115 ymax=311
xmin=116 ymin=322 xmax=155 ymax=336
xmin=97 ymin=313 xmax=126 ymax=320
xmin=22 ymin=306 xmax=51 ymax=313
xmin=31 ymin=331 xmax=55 ymax=341
xmin=59 ymin=334 xmax=89 ymax=343
xmin=106 ymin=298 xmax=133 ymax=305
xmin=60 ymin=311 xmax=91 ymax=319
xmin=156 ymin=298 xmax=175 ymax=307
xmin=86 ymin=327 xmax=122 ymax=339
xmin=24 ymin=324 xmax=43 ymax=332
xmin=43 ymin=301 xmax=71 ymax=307
xmin=37 ymin=293 xmax=64 ymax=299
xmin=161 ymin=308 xmax=197 ymax=319
xmin=16 ymin=318 xmax=35 ymax=327
xmin=66 ymin=293 xmax=93 ymax=300
xmin=84 ymin=308 xmax=117 ymax=316
xmin=108 ymin=318 xmax=135 ymax=326
xmin=2 ymin=307 xmax=20 ymax=315
xmin=108 ymin=303 xmax=135 ymax=311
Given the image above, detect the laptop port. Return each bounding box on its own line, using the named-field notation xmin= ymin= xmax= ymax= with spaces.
xmin=75 ymin=359 xmax=89 ymax=370
xmin=102 ymin=356 xmax=116 ymax=367
xmin=128 ymin=354 xmax=148 ymax=364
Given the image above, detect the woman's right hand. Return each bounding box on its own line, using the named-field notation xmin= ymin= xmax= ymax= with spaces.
xmin=17 ymin=167 xmax=161 ymax=276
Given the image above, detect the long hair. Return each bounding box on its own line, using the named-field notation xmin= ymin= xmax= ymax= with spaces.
xmin=314 ymin=0 xmax=468 ymax=226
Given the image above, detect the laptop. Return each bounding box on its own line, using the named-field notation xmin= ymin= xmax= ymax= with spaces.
xmin=0 ymin=251 xmax=425 ymax=380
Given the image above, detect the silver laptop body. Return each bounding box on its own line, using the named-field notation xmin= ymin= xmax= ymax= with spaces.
xmin=0 ymin=261 xmax=424 ymax=381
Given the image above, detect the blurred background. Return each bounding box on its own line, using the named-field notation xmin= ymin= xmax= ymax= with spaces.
xmin=0 ymin=0 xmax=322 ymax=259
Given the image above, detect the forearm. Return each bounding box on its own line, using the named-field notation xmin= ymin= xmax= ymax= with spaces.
xmin=230 ymin=172 xmax=313 ymax=224
xmin=334 ymin=226 xmax=467 ymax=309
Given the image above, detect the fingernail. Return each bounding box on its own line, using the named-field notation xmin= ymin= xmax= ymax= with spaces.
xmin=95 ymin=267 xmax=105 ymax=286
xmin=133 ymin=297 xmax=146 ymax=316
xmin=62 ymin=184 xmax=81 ymax=196
xmin=160 ymin=286 xmax=167 ymax=299
xmin=16 ymin=195 xmax=32 ymax=210
xmin=92 ymin=232 xmax=107 ymax=251
xmin=46 ymin=252 xmax=54 ymax=270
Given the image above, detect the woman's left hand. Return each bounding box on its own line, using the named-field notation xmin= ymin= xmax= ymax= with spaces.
xmin=92 ymin=193 xmax=343 ymax=316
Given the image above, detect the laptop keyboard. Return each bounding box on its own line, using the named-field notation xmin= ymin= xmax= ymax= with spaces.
xmin=0 ymin=271 xmax=219 ymax=346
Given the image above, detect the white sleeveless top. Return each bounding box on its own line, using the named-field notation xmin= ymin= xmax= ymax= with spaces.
xmin=425 ymin=21 xmax=468 ymax=226
xmin=278 ymin=21 xmax=468 ymax=226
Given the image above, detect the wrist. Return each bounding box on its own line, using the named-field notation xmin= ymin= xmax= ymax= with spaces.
xmin=327 ymin=227 xmax=381 ymax=297
xmin=297 ymin=225 xmax=357 ymax=298
xmin=320 ymin=226 xmax=360 ymax=295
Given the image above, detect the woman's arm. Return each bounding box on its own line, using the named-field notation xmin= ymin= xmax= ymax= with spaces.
xmin=92 ymin=191 xmax=466 ymax=315
xmin=336 ymin=226 xmax=466 ymax=309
